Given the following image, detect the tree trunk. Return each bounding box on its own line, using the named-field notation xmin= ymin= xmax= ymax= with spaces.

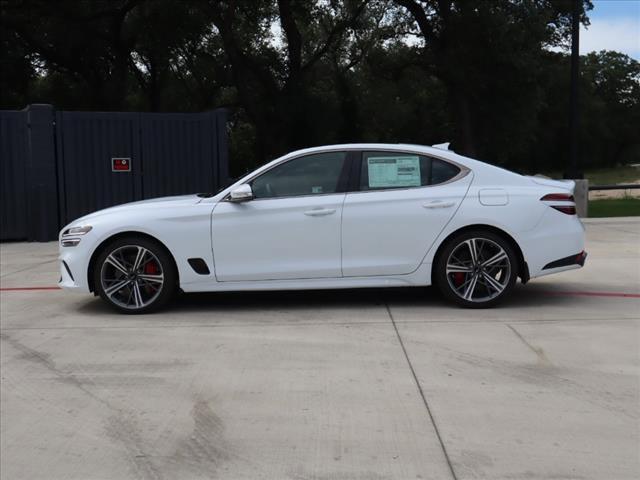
xmin=335 ymin=70 xmax=358 ymax=143
xmin=449 ymin=86 xmax=477 ymax=157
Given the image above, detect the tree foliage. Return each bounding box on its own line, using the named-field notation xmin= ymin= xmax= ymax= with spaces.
xmin=2 ymin=0 xmax=638 ymax=174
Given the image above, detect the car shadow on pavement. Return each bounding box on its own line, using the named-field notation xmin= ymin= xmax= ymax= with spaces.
xmin=170 ymin=284 xmax=590 ymax=313
xmin=74 ymin=283 xmax=607 ymax=317
xmin=173 ymin=282 xmax=604 ymax=310
xmin=173 ymin=286 xmax=446 ymax=311
xmin=75 ymin=286 xmax=443 ymax=316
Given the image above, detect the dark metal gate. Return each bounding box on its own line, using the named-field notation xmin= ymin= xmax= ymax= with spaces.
xmin=0 ymin=104 xmax=229 ymax=241
xmin=56 ymin=111 xmax=142 ymax=225
xmin=0 ymin=110 xmax=28 ymax=240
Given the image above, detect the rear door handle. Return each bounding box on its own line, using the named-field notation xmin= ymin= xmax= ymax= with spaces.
xmin=304 ymin=208 xmax=336 ymax=216
xmin=422 ymin=200 xmax=455 ymax=209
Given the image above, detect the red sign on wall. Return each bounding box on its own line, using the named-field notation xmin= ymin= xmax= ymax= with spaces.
xmin=112 ymin=158 xmax=131 ymax=172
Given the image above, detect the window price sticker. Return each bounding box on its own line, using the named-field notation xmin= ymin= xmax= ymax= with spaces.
xmin=368 ymin=156 xmax=420 ymax=188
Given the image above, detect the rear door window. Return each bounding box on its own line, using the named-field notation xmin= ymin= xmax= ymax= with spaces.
xmin=359 ymin=152 xmax=460 ymax=191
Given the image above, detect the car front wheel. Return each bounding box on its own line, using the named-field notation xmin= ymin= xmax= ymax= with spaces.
xmin=435 ymin=230 xmax=518 ymax=308
xmin=94 ymin=237 xmax=177 ymax=314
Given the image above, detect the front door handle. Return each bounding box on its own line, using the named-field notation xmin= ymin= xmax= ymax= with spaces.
xmin=422 ymin=200 xmax=455 ymax=209
xmin=304 ymin=208 xmax=336 ymax=217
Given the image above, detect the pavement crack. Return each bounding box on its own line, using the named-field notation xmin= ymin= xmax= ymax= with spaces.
xmin=506 ymin=324 xmax=552 ymax=366
xmin=0 ymin=333 xmax=122 ymax=414
xmin=0 ymin=259 xmax=57 ymax=278
xmin=384 ymin=303 xmax=458 ymax=480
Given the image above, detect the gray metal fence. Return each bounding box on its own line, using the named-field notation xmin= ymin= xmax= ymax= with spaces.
xmin=0 ymin=110 xmax=28 ymax=240
xmin=0 ymin=104 xmax=229 ymax=241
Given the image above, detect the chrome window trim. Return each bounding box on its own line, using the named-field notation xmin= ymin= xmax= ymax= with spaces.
xmin=223 ymin=147 xmax=471 ymax=202
xmin=355 ymin=150 xmax=470 ymax=194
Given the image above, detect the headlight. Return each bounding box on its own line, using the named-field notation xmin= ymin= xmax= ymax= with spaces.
xmin=61 ymin=225 xmax=92 ymax=247
xmin=63 ymin=226 xmax=92 ymax=236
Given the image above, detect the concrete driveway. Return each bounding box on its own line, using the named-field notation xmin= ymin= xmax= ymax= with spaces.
xmin=1 ymin=218 xmax=639 ymax=480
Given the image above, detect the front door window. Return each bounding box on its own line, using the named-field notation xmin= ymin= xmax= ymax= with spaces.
xmin=251 ymin=152 xmax=347 ymax=199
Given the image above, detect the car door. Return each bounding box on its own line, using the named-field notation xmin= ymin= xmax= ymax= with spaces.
xmin=341 ymin=150 xmax=472 ymax=277
xmin=211 ymin=151 xmax=351 ymax=281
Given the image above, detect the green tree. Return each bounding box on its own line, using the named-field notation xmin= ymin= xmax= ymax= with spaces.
xmin=207 ymin=0 xmax=373 ymax=161
xmin=4 ymin=0 xmax=149 ymax=109
xmin=580 ymin=51 xmax=640 ymax=168
xmin=4 ymin=0 xmax=638 ymax=175
xmin=391 ymin=0 xmax=593 ymax=165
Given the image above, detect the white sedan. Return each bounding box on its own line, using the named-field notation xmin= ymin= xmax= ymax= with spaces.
xmin=59 ymin=143 xmax=586 ymax=313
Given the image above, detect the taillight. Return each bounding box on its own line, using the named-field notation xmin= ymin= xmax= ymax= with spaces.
xmin=550 ymin=205 xmax=576 ymax=215
xmin=541 ymin=193 xmax=576 ymax=215
xmin=540 ymin=193 xmax=574 ymax=202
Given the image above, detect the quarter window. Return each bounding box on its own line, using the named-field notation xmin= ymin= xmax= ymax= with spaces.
xmin=359 ymin=152 xmax=460 ymax=190
xmin=431 ymin=158 xmax=461 ymax=185
xmin=251 ymin=151 xmax=347 ymax=199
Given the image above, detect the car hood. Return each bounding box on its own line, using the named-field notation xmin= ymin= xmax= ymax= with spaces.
xmin=68 ymin=194 xmax=204 ymax=226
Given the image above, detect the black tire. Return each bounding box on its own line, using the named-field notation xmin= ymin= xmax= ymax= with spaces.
xmin=93 ymin=236 xmax=177 ymax=314
xmin=434 ymin=230 xmax=518 ymax=308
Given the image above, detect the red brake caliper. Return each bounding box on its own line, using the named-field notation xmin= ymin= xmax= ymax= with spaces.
xmin=453 ymin=272 xmax=465 ymax=287
xmin=144 ymin=262 xmax=158 ymax=275
xmin=143 ymin=261 xmax=159 ymax=292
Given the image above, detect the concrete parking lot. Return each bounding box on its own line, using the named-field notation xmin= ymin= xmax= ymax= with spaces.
xmin=1 ymin=218 xmax=639 ymax=480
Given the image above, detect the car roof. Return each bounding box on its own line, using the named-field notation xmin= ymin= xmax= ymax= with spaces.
xmin=282 ymin=143 xmax=456 ymax=159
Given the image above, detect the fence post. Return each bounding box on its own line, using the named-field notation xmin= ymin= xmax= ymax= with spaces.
xmin=25 ymin=104 xmax=59 ymax=241
xmin=574 ymin=179 xmax=589 ymax=218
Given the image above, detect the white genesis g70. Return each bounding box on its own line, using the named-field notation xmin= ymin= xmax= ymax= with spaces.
xmin=59 ymin=144 xmax=586 ymax=313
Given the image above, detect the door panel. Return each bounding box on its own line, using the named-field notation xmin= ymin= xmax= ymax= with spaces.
xmin=212 ymin=194 xmax=345 ymax=281
xmin=342 ymin=175 xmax=472 ymax=277
xmin=211 ymin=150 xmax=349 ymax=282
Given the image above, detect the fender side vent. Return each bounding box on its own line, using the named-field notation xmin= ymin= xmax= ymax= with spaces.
xmin=188 ymin=258 xmax=210 ymax=275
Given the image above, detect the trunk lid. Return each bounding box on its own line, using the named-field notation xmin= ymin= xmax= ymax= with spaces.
xmin=526 ymin=175 xmax=575 ymax=193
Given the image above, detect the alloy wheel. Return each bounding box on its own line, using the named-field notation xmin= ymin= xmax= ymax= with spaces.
xmin=99 ymin=245 xmax=165 ymax=310
xmin=445 ymin=237 xmax=511 ymax=303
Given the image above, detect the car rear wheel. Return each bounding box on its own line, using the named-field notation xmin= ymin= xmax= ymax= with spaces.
xmin=435 ymin=230 xmax=518 ymax=308
xmin=94 ymin=236 xmax=177 ymax=314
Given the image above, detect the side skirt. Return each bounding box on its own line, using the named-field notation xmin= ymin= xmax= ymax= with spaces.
xmin=180 ymin=263 xmax=433 ymax=293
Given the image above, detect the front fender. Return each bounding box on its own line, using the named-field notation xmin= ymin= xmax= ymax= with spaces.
xmin=59 ymin=203 xmax=215 ymax=292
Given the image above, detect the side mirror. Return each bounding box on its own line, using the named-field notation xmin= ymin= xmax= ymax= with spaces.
xmin=229 ymin=184 xmax=254 ymax=203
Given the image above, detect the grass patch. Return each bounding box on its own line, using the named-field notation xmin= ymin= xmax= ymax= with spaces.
xmin=584 ymin=166 xmax=640 ymax=186
xmin=588 ymin=197 xmax=640 ymax=217
xmin=539 ymin=165 xmax=640 ymax=185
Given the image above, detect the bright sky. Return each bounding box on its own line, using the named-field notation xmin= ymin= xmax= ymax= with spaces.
xmin=581 ymin=0 xmax=640 ymax=59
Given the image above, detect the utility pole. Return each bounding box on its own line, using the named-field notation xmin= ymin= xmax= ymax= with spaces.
xmin=565 ymin=0 xmax=583 ymax=179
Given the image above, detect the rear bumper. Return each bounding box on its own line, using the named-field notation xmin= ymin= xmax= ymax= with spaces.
xmin=521 ymin=208 xmax=586 ymax=278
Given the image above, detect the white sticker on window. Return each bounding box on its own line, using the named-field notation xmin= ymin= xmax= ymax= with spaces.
xmin=311 ymin=186 xmax=323 ymax=194
xmin=367 ymin=156 xmax=421 ymax=188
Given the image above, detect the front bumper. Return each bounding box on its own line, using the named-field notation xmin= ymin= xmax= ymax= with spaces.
xmin=58 ymin=240 xmax=94 ymax=293
xmin=59 ymin=259 xmax=85 ymax=291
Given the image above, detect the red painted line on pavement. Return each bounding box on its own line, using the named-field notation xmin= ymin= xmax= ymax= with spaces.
xmin=541 ymin=290 xmax=640 ymax=298
xmin=0 ymin=286 xmax=638 ymax=298
xmin=0 ymin=286 xmax=61 ymax=291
